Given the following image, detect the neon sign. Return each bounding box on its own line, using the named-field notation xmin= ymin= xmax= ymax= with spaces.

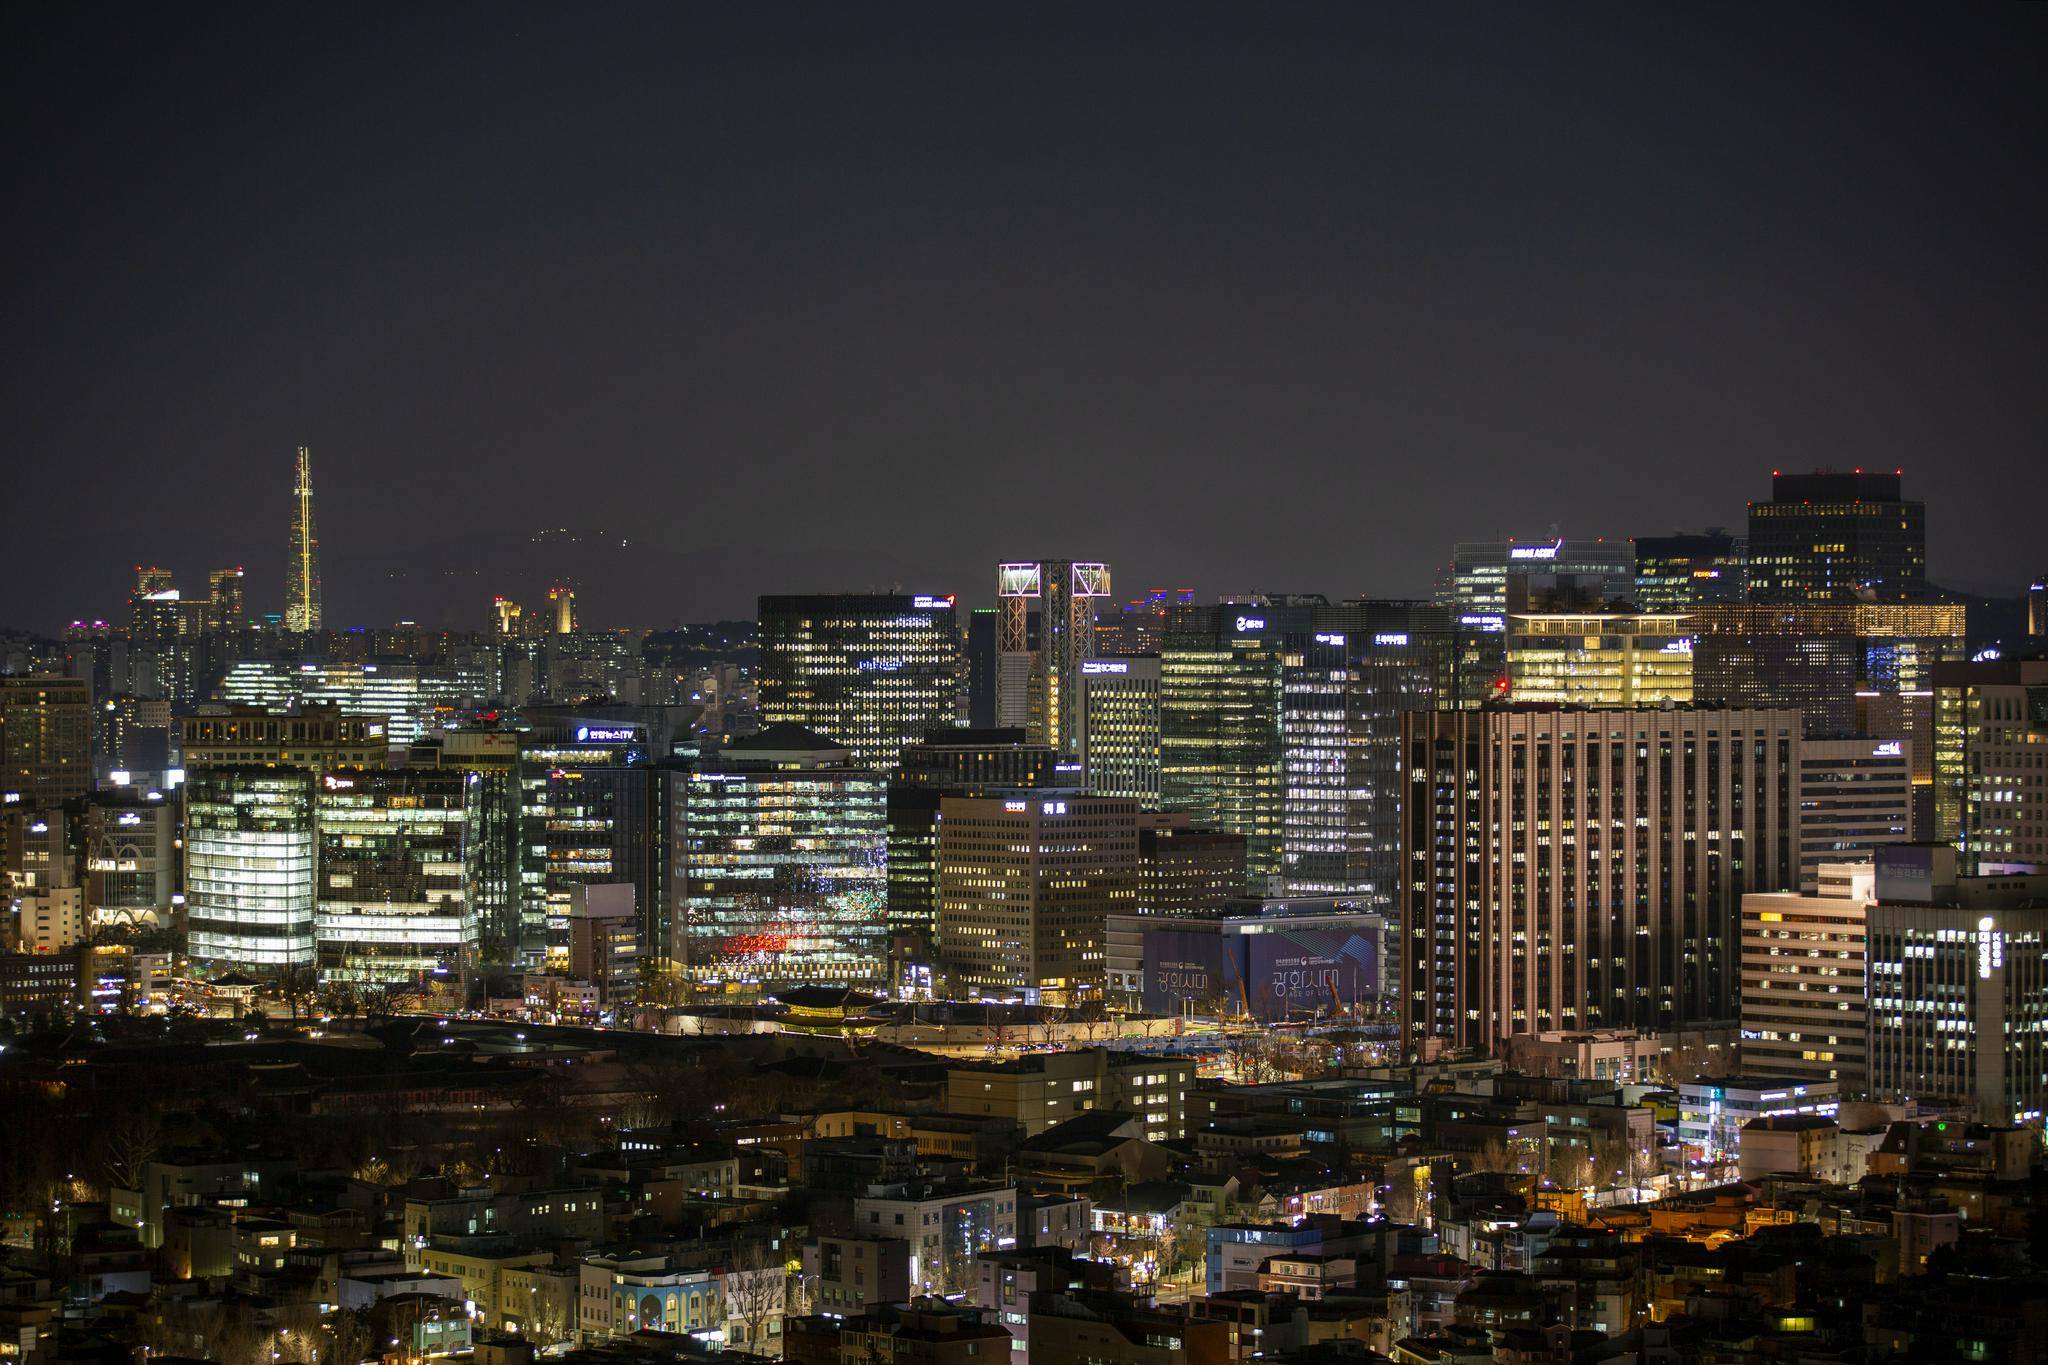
xmin=1234 ymin=616 xmax=1265 ymax=631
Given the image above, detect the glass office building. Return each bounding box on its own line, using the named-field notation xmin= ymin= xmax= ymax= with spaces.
xmin=314 ymin=768 xmax=477 ymax=985
xmin=757 ymin=594 xmax=961 ymax=772
xmin=185 ymin=767 xmax=317 ymax=971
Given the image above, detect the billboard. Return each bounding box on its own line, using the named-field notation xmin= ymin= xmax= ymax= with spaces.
xmin=1142 ymin=919 xmax=1381 ymax=1020
xmin=1240 ymin=925 xmax=1379 ymax=1018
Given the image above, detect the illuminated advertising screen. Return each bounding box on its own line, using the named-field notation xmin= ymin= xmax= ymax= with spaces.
xmin=1141 ymin=928 xmax=1227 ymax=1015
xmin=1242 ymin=925 xmax=1378 ymax=1018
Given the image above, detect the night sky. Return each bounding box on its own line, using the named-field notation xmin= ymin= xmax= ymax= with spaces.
xmin=5 ymin=2 xmax=2044 ymax=632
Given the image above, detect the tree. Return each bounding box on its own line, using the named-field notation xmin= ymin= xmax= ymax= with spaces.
xmin=98 ymin=1109 xmax=163 ymax=1194
xmin=721 ymin=1239 xmax=789 ymax=1356
xmin=275 ymin=963 xmax=319 ymax=1024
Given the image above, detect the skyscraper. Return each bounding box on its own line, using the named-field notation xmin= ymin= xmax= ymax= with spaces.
xmin=1932 ymin=657 xmax=2048 ymax=874
xmin=1746 ymin=469 xmax=1925 ymax=604
xmin=997 ymin=560 xmax=1111 ymax=753
xmin=1399 ymin=706 xmax=1801 ymax=1052
xmin=314 ymin=768 xmax=476 ymax=985
xmin=0 ymin=676 xmax=91 ymax=808
xmin=206 ymin=567 xmax=246 ymax=633
xmin=757 ymin=593 xmax=961 ymax=772
xmin=286 ymin=445 xmax=322 ymax=632
xmin=1441 ymin=537 xmax=1634 ymax=706
xmin=1505 ymin=610 xmax=1694 ymax=707
xmin=186 ymin=767 xmax=318 ymax=971
xmin=1075 ymin=656 xmax=1161 ymax=807
xmin=1632 ymin=530 xmax=1747 ymax=610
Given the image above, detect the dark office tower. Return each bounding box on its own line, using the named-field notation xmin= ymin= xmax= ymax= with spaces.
xmin=1400 ymin=707 xmax=1800 ymax=1054
xmin=518 ymin=713 xmax=661 ymax=968
xmin=965 ymin=608 xmax=1000 ymax=729
xmin=886 ymin=728 xmax=1062 ymax=944
xmin=757 ymin=594 xmax=961 ymax=772
xmin=1691 ymin=602 xmax=1966 ymax=736
xmin=1746 ymin=469 xmax=1925 ymax=604
xmin=997 ymin=560 xmax=1112 ymax=754
xmin=286 ymin=445 xmax=322 ymax=633
xmin=1161 ymin=599 xmax=1443 ymax=903
xmin=1633 ymin=530 xmax=1747 ymax=611
xmin=2031 ymin=574 xmax=2047 ymax=642
xmin=1137 ymin=813 xmax=1247 ymax=918
xmin=677 ymin=725 xmax=888 ymax=990
xmin=0 ymin=676 xmax=91 ymax=807
xmin=186 ymin=767 xmax=318 ymax=972
xmin=1933 ymin=658 xmax=2048 ymax=875
xmin=314 ymin=768 xmax=476 ymax=985
xmin=205 ymin=567 xmax=246 ymax=634
xmin=412 ymin=729 xmax=525 ymax=965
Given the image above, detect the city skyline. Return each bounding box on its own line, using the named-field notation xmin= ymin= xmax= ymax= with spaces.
xmin=5 ymin=5 xmax=2046 ymax=631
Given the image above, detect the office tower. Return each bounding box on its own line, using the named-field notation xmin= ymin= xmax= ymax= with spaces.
xmin=1746 ymin=468 xmax=1925 ymax=604
xmin=217 ymin=657 xmax=499 ymax=745
xmin=1933 ymin=658 xmax=2048 ymax=874
xmin=519 ymin=713 xmax=662 ymax=967
xmin=886 ymin=729 xmax=1063 ymax=944
xmin=205 ymin=567 xmax=246 ymax=633
xmin=285 ymin=446 xmax=322 ymax=632
xmin=185 ymin=767 xmax=318 ymax=971
xmin=1859 ymin=687 xmax=1935 ymax=840
xmin=936 ymin=792 xmax=1138 ymax=1003
xmin=1400 ymin=706 xmax=1800 ymax=1052
xmin=1690 ymin=602 xmax=1965 ymax=736
xmin=314 ymin=768 xmax=475 ymax=985
xmin=1442 ymin=537 xmax=1633 ymax=706
xmin=132 ymin=565 xmax=173 ymax=599
xmin=996 ymin=560 xmax=1111 ymax=753
xmin=1794 ymin=738 xmax=1911 ymax=890
xmin=1505 ymin=610 xmax=1694 ymax=707
xmin=1093 ymin=588 xmax=1193 ymax=657
xmin=1865 ymin=845 xmax=2048 ymax=1122
xmin=1136 ymin=813 xmax=1247 ymax=918
xmin=0 ymin=676 xmax=91 ymax=807
xmin=1075 ymin=656 xmax=1160 ymax=806
xmin=82 ymin=794 xmax=178 ymax=930
xmin=1633 ymin=530 xmax=1747 ymax=611
xmin=180 ymin=704 xmax=384 ymax=771
xmin=1160 ymin=600 xmax=1443 ymax=902
xmin=676 ymin=724 xmax=887 ymax=989
xmin=2031 ymin=574 xmax=2047 ymax=642
xmin=130 ymin=580 xmax=186 ymax=640
xmin=964 ymin=608 xmax=999 ymax=729
xmin=757 ymin=593 xmax=961 ymax=772
xmin=493 ymin=596 xmax=527 ymax=639
xmin=1740 ymin=862 xmax=1873 ymax=1090
xmin=549 ymin=585 xmax=577 ymax=634
xmin=569 ymin=883 xmax=638 ymax=1005
xmin=412 ymin=729 xmax=525 ymax=964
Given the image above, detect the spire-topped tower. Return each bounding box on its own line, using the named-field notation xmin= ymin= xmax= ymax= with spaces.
xmin=285 ymin=445 xmax=322 ymax=632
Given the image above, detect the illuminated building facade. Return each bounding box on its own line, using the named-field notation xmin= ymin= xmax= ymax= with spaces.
xmin=1400 ymin=706 xmax=1800 ymax=1052
xmin=2032 ymin=574 xmax=2047 ymax=643
xmin=886 ymin=729 xmax=1063 ymax=943
xmin=185 ymin=767 xmax=318 ymax=971
xmin=1865 ymin=846 xmax=2048 ymax=1122
xmin=1160 ymin=600 xmax=1443 ymax=902
xmin=412 ymin=729 xmax=525 ymax=964
xmin=0 ymin=675 xmax=91 ymax=807
xmin=217 ymin=659 xmax=497 ymax=745
xmin=1691 ymin=602 xmax=1965 ymax=736
xmin=519 ymin=717 xmax=661 ymax=967
xmin=1632 ymin=531 xmax=1746 ymax=610
xmin=1442 ymin=537 xmax=1633 ymax=706
xmin=286 ymin=445 xmax=322 ymax=632
xmin=676 ymin=724 xmax=887 ymax=990
xmin=314 ymin=768 xmax=476 ymax=984
xmin=1933 ymin=658 xmax=2048 ymax=874
xmin=1075 ymin=656 xmax=1160 ymax=806
xmin=757 ymin=593 xmax=961 ymax=772
xmin=180 ymin=704 xmax=383 ymax=771
xmin=1740 ymin=863 xmax=1873 ymax=1089
xmin=1505 ymin=612 xmax=1694 ymax=707
xmin=996 ymin=560 xmax=1111 ymax=754
xmin=83 ymin=794 xmax=178 ymax=930
xmin=936 ymin=792 xmax=1138 ymax=1003
xmin=1794 ymin=738 xmax=1911 ymax=890
xmin=549 ymin=585 xmax=577 ymax=634
xmin=205 ymin=567 xmax=246 ymax=633
xmin=1746 ymin=469 xmax=1925 ymax=604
